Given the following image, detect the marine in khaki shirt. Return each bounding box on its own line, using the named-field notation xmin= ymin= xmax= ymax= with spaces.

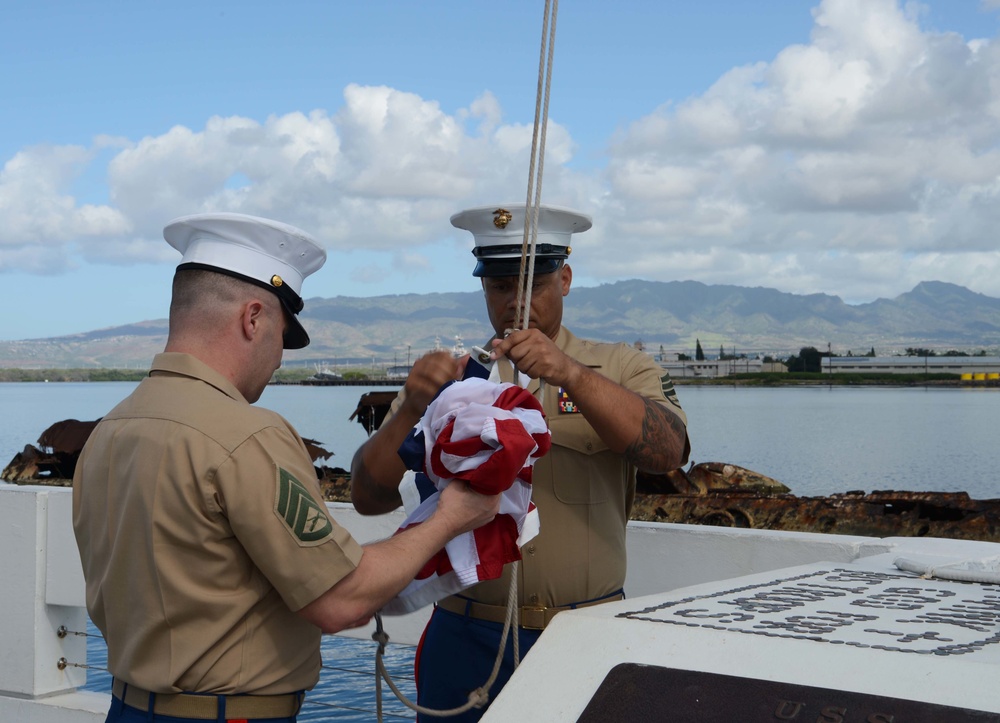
xmin=463 ymin=325 xmax=686 ymax=609
xmin=72 ymin=213 xmax=501 ymax=722
xmin=74 ymin=352 xmax=363 ymax=694
xmin=350 ymin=204 xmax=690 ymax=722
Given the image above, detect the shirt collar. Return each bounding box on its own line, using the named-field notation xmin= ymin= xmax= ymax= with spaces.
xmin=150 ymin=352 xmax=248 ymax=403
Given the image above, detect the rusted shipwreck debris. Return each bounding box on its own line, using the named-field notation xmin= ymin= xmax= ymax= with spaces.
xmin=633 ymin=487 xmax=1000 ymax=541
xmin=349 ymin=390 xmax=399 ymax=435
xmin=629 ymin=463 xmax=1000 ymax=540
xmin=5 ymin=410 xmax=1000 ymax=543
xmin=2 ymin=418 xmax=352 ymax=498
xmin=2 ymin=419 xmax=100 ymax=485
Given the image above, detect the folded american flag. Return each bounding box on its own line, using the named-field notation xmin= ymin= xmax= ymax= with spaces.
xmin=381 ymin=377 xmax=551 ymax=615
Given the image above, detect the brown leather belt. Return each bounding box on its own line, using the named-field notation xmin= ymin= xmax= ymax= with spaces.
xmin=112 ymin=678 xmax=303 ymax=720
xmin=436 ymin=592 xmax=624 ymax=631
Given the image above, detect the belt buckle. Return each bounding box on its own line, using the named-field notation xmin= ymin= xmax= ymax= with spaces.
xmin=519 ymin=605 xmax=549 ymax=630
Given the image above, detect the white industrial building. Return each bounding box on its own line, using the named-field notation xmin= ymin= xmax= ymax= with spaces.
xmin=659 ymin=358 xmax=764 ymax=378
xmin=822 ymin=356 xmax=1000 ymax=376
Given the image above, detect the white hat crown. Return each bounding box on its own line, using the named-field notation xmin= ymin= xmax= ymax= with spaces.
xmin=163 ymin=212 xmax=326 ymax=296
xmin=450 ymin=204 xmax=592 ymax=259
xmin=163 ymin=212 xmax=327 ymax=349
xmin=450 ymin=204 xmax=591 ymax=277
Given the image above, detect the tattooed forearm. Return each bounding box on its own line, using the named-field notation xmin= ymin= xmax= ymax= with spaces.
xmin=623 ymin=398 xmax=688 ymax=473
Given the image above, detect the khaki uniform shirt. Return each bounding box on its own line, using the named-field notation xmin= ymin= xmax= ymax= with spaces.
xmin=73 ymin=353 xmax=364 ymax=695
xmin=387 ymin=326 xmax=689 ymax=609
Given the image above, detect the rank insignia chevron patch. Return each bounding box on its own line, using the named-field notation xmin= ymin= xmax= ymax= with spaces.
xmin=276 ymin=468 xmax=333 ymax=544
xmin=660 ymin=373 xmax=683 ymax=409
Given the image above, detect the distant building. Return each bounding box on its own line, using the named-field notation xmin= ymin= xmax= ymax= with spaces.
xmin=822 ymin=356 xmax=1000 ymax=376
xmin=659 ymin=358 xmax=763 ymax=378
xmin=386 ymin=365 xmax=412 ymax=380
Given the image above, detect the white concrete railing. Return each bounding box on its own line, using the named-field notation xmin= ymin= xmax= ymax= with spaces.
xmin=0 ymin=485 xmax=902 ymax=722
xmin=0 ymin=485 xmax=107 ymax=722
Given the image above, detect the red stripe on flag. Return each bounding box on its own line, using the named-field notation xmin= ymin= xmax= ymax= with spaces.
xmin=473 ymin=514 xmax=523 ymax=581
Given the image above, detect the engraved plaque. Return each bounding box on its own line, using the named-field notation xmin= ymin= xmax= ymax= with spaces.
xmin=576 ymin=663 xmax=1000 ymax=722
xmin=619 ymin=568 xmax=1000 ymax=656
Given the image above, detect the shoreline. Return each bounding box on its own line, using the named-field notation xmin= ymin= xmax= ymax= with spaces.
xmin=672 ymin=376 xmax=997 ymax=387
xmin=0 ymin=370 xmax=997 ymax=388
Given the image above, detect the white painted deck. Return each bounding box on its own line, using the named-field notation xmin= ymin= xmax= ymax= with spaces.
xmin=485 ymin=538 xmax=1000 ymax=720
xmin=4 ymin=485 xmax=999 ymax=721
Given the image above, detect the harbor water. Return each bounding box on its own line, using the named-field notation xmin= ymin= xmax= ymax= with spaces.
xmin=2 ymin=380 xmax=999 ymax=719
xmin=4 ymin=381 xmax=999 ymax=498
xmin=79 ymin=618 xmax=419 ymax=721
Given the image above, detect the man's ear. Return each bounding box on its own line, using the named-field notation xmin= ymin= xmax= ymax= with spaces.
xmin=242 ymin=300 xmax=265 ymax=340
xmin=560 ymin=264 xmax=573 ymax=297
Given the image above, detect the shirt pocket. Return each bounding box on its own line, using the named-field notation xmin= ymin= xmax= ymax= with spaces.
xmin=547 ymin=413 xmax=611 ymax=505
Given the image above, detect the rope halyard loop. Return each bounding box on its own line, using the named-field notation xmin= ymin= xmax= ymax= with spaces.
xmin=372 ymin=563 xmax=522 ymax=720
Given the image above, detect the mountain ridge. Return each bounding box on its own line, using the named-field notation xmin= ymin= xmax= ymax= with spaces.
xmin=2 ymin=280 xmax=998 ymax=368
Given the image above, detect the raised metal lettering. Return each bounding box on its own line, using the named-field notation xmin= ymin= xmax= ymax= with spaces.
xmin=774 ymin=700 xmax=804 ymax=719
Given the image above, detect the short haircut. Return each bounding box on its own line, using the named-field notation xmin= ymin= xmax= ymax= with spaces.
xmin=169 ymin=268 xmax=264 ymax=333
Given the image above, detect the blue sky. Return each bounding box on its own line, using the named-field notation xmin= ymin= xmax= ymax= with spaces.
xmin=3 ymin=0 xmax=1000 ymax=340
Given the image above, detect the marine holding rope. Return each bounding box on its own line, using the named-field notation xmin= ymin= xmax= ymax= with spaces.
xmin=351 ymin=204 xmax=691 ymax=721
xmin=72 ymin=212 xmax=502 ymax=723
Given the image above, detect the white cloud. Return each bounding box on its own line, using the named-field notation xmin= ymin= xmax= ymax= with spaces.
xmin=350 ymin=262 xmax=388 ymax=285
xmin=4 ymin=0 xmax=1000 ymax=307
xmin=391 ymin=251 xmax=432 ymax=277
xmin=596 ymin=0 xmax=1000 ymax=300
xmin=0 ymin=84 xmax=585 ymax=273
xmin=0 ymin=145 xmax=131 ymax=266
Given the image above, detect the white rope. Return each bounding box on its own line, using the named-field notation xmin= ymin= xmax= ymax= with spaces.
xmin=373 ymin=563 xmax=520 ymax=720
xmin=515 ymin=0 xmax=559 ymax=332
xmin=374 ymin=1 xmax=559 ymax=718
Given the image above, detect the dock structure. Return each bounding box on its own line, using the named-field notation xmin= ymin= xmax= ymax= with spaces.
xmin=297 ymin=378 xmax=402 ymax=386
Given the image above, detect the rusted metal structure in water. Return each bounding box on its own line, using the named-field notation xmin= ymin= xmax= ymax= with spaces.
xmin=6 ymin=404 xmax=1000 ymax=543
